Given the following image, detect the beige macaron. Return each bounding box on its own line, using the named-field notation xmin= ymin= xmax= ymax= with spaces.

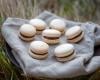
xmin=19 ymin=24 xmax=36 ymax=41
xmin=54 ymin=44 xmax=76 ymax=62
xmin=29 ymin=19 xmax=47 ymax=34
xmin=65 ymin=26 xmax=84 ymax=43
xmin=42 ymin=29 xmax=61 ymax=44
xmin=49 ymin=19 xmax=66 ymax=34
xmin=29 ymin=41 xmax=49 ymax=60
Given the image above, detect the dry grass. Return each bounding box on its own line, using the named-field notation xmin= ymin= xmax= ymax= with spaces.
xmin=0 ymin=0 xmax=97 ymax=22
xmin=0 ymin=0 xmax=60 ymax=19
xmin=0 ymin=0 xmax=36 ymax=18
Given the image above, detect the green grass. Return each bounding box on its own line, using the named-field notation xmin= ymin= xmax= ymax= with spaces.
xmin=0 ymin=50 xmax=17 ymax=80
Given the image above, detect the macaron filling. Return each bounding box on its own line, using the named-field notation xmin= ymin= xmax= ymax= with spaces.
xmin=37 ymin=29 xmax=44 ymax=31
xmin=68 ymin=31 xmax=83 ymax=40
xmin=57 ymin=50 xmax=74 ymax=58
xmin=29 ymin=50 xmax=48 ymax=59
xmin=36 ymin=28 xmax=45 ymax=31
xmin=43 ymin=36 xmax=59 ymax=40
xmin=20 ymin=32 xmax=35 ymax=38
xmin=31 ymin=49 xmax=47 ymax=55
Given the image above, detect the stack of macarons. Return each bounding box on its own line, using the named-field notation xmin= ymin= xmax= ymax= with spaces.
xmin=54 ymin=44 xmax=76 ymax=62
xmin=65 ymin=26 xmax=84 ymax=43
xmin=18 ymin=18 xmax=84 ymax=62
xmin=29 ymin=19 xmax=47 ymax=34
xmin=19 ymin=19 xmax=47 ymax=41
xmin=42 ymin=29 xmax=61 ymax=44
xmin=19 ymin=24 xmax=36 ymax=41
xmin=29 ymin=41 xmax=49 ymax=60
xmin=49 ymin=19 xmax=66 ymax=34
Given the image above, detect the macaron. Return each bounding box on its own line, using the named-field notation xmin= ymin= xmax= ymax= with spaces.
xmin=49 ymin=19 xmax=66 ymax=34
xmin=29 ymin=19 xmax=47 ymax=34
xmin=42 ymin=29 xmax=61 ymax=44
xmin=65 ymin=26 xmax=84 ymax=43
xmin=19 ymin=24 xmax=36 ymax=41
xmin=29 ymin=41 xmax=49 ymax=60
xmin=54 ymin=44 xmax=76 ymax=62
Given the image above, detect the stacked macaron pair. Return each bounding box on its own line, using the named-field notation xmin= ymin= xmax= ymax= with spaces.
xmin=41 ymin=19 xmax=66 ymax=44
xmin=19 ymin=24 xmax=36 ymax=41
xmin=29 ymin=40 xmax=76 ymax=62
xmin=29 ymin=19 xmax=47 ymax=34
xmin=47 ymin=19 xmax=84 ymax=44
xmin=29 ymin=41 xmax=49 ymax=59
xmin=42 ymin=29 xmax=61 ymax=44
xmin=19 ymin=19 xmax=47 ymax=41
xmin=49 ymin=19 xmax=66 ymax=34
xmin=65 ymin=26 xmax=84 ymax=43
xmin=54 ymin=44 xmax=76 ymax=62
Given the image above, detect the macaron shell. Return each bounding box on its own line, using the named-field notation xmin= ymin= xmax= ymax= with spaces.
xmin=42 ymin=29 xmax=61 ymax=37
xmin=50 ymin=19 xmax=66 ymax=31
xmin=42 ymin=37 xmax=59 ymax=44
xmin=19 ymin=33 xmax=34 ymax=41
xmin=56 ymin=52 xmax=76 ymax=62
xmin=55 ymin=49 xmax=74 ymax=58
xmin=67 ymin=31 xmax=84 ymax=43
xmin=65 ymin=26 xmax=82 ymax=39
xmin=29 ymin=19 xmax=46 ymax=30
xmin=30 ymin=41 xmax=49 ymax=54
xmin=54 ymin=44 xmax=74 ymax=57
xmin=19 ymin=24 xmax=36 ymax=36
xmin=50 ymin=27 xmax=65 ymax=33
xmin=29 ymin=50 xmax=48 ymax=60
